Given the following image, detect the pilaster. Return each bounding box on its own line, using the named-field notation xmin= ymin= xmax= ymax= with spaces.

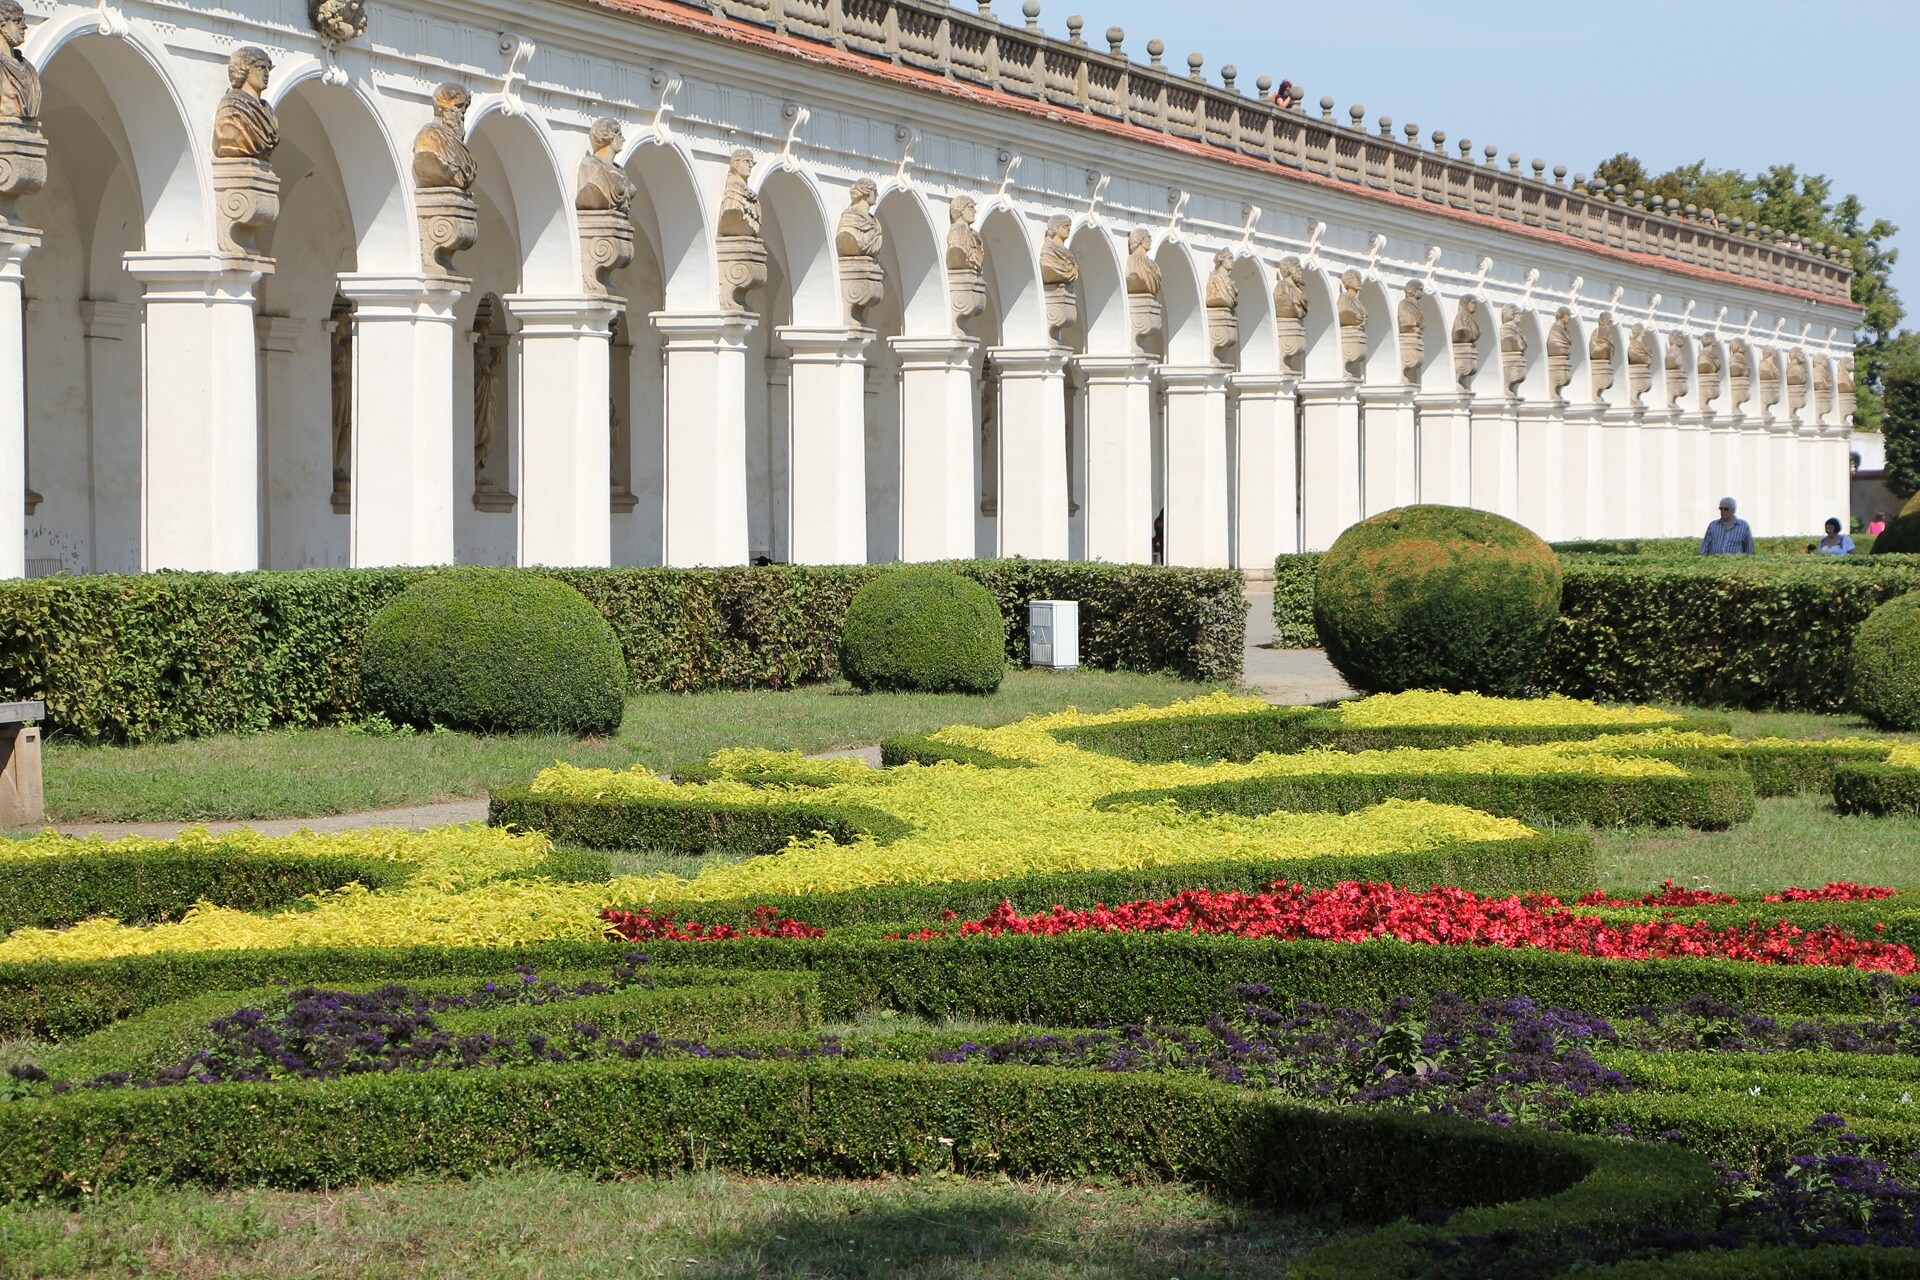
xmin=506 ymin=294 xmax=621 ymax=568
xmin=1640 ymin=409 xmax=1681 ymax=538
xmin=1467 ymin=397 xmax=1519 ymax=520
xmin=1598 ymin=403 xmax=1643 ymax=539
xmin=1414 ymin=392 xmax=1472 ymax=507
xmin=890 ymin=334 xmax=978 ymax=562
xmin=124 ymin=252 xmax=266 ymax=572
xmin=1298 ymin=380 xmax=1360 ymax=551
xmin=1157 ymin=364 xmax=1231 ymax=569
xmin=1229 ymin=371 xmax=1298 ymax=567
xmin=1357 ymin=385 xmax=1417 ymax=519
xmin=987 ymin=345 xmax=1070 ymax=560
xmin=1514 ymin=400 xmax=1564 ymax=541
xmin=336 ymin=272 xmax=464 ymax=568
xmin=1073 ymin=353 xmax=1154 ymax=565
xmin=777 ymin=325 xmax=872 ymax=566
xmin=0 ymin=235 xmax=34 ymax=580
xmin=655 ymin=310 xmax=757 ymax=567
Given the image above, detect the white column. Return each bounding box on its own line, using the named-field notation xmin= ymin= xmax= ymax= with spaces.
xmin=1560 ymin=405 xmax=1604 ymax=541
xmin=1359 ymin=385 xmax=1418 ymax=517
xmin=1640 ymin=410 xmax=1680 ymax=538
xmin=1415 ymin=392 xmax=1472 ymax=506
xmin=1598 ymin=406 xmax=1643 ymax=539
xmin=254 ymin=313 xmax=307 ymax=568
xmin=1158 ymin=365 xmax=1231 ymax=568
xmin=1705 ymin=413 xmax=1737 ymax=526
xmin=1230 ymin=371 xmax=1297 ymax=566
xmin=655 ymin=311 xmax=756 ymax=567
xmin=988 ymin=346 xmax=1070 ymax=559
xmin=1468 ymin=398 xmax=1519 ymax=519
xmin=1768 ymin=420 xmax=1797 ymax=536
xmin=891 ymin=334 xmax=978 ymax=562
xmin=1514 ymin=401 xmax=1564 ymax=541
xmin=1824 ymin=427 xmax=1852 ymax=533
xmin=0 ymin=236 xmax=34 ymax=580
xmin=778 ymin=326 xmax=870 ymax=565
xmin=1075 ymin=353 xmax=1154 ymax=564
xmin=506 ymin=294 xmax=618 ymax=568
xmin=1298 ymin=380 xmax=1361 ymax=550
xmin=124 ymin=253 xmax=265 ymax=572
xmin=1738 ymin=420 xmax=1768 ymax=534
xmin=336 ymin=273 xmax=462 ymax=568
xmin=1675 ymin=413 xmax=1709 ymax=539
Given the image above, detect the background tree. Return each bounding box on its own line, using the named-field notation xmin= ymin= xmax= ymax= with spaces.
xmin=1592 ymin=153 xmax=1906 ymax=433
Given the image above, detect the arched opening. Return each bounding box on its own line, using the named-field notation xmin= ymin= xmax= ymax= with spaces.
xmin=1062 ymin=220 xmax=1124 ymax=560
xmin=971 ymin=203 xmax=1043 ymax=557
xmin=864 ymin=186 xmax=946 ymax=563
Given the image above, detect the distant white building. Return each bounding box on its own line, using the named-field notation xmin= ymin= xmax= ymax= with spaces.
xmin=0 ymin=0 xmax=1860 ymax=577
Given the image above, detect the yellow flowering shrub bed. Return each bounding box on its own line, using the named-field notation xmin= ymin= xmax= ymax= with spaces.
xmin=1330 ymin=692 xmax=1680 ymax=729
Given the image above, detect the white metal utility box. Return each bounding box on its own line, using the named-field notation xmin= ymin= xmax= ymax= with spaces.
xmin=1026 ymin=600 xmax=1080 ymax=670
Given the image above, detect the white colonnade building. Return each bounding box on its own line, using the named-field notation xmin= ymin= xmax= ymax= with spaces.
xmin=0 ymin=0 xmax=1862 ymax=578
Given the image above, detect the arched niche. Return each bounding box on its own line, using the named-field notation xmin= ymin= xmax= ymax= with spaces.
xmin=874 ymin=184 xmax=948 ymax=338
xmin=1297 ymin=266 xmax=1342 ymax=383
xmin=620 ymin=137 xmax=713 ymax=313
xmin=977 ymin=202 xmax=1043 ymax=348
xmin=1065 ymin=219 xmax=1125 ymax=356
xmin=756 ymin=162 xmax=837 ymax=328
xmin=466 ymin=103 xmax=575 ymax=295
xmin=1230 ymin=254 xmax=1278 ymax=374
xmin=1152 ymin=236 xmax=1206 ymax=365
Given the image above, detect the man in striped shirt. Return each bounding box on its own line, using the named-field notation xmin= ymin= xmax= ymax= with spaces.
xmin=1700 ymin=497 xmax=1755 ymax=555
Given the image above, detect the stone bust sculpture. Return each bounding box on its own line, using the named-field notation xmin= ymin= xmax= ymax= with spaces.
xmin=1590 ymin=314 xmax=1616 ymax=362
xmin=836 ymin=178 xmax=882 ymax=260
xmin=1698 ymin=335 xmax=1722 ymax=374
xmin=577 ymin=118 xmax=636 ymax=215
xmin=310 ymin=0 xmax=369 ymax=43
xmin=1040 ymin=214 xmax=1077 ymax=285
xmin=1125 ymin=228 xmax=1160 ymax=296
xmin=1729 ymin=340 xmax=1752 ymax=379
xmin=1758 ymin=346 xmax=1779 ymax=382
xmin=1499 ymin=306 xmax=1525 ymax=357
xmin=1206 ymin=249 xmax=1237 ymax=309
xmin=1337 ymin=270 xmax=1366 ymax=329
xmin=1627 ymin=325 xmax=1653 ymax=371
xmin=717 ymin=148 xmax=761 ymax=239
xmin=1546 ymin=308 xmax=1572 ymax=359
xmin=414 ymin=83 xmax=477 ymax=191
xmin=947 ymin=196 xmax=984 ymax=272
xmin=1398 ymin=281 xmax=1427 ymax=337
xmin=213 ymin=47 xmax=278 ymax=161
xmin=1274 ymin=257 xmax=1309 ymax=319
xmin=0 ymin=0 xmax=42 ymax=123
xmin=1453 ymin=296 xmax=1482 ymax=347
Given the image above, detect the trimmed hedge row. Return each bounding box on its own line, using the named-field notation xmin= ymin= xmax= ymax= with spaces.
xmin=1551 ymin=536 xmax=1878 ymax=557
xmin=0 ymin=850 xmax=411 ymax=935
xmin=1275 ymin=552 xmax=1920 ymax=710
xmin=1052 ymin=706 xmax=1732 ymax=764
xmin=0 ymin=1053 xmax=1715 ymax=1280
xmin=486 ymin=786 xmax=911 ymax=854
xmin=2 ymin=562 xmax=1245 ymax=744
xmin=1832 ymin=762 xmax=1920 ymax=817
xmin=876 ymin=733 xmax=1033 ymax=769
xmin=8 ymin=927 xmax=1912 ymax=1045
xmin=1099 ymin=769 xmax=1757 ymax=831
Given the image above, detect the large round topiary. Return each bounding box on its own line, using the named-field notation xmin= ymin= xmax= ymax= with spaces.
xmin=838 ymin=568 xmax=1005 ymax=694
xmin=1872 ymin=499 xmax=1920 ymax=554
xmin=1849 ymin=592 xmax=1920 ymax=728
xmin=1313 ymin=505 xmax=1563 ymax=696
xmin=361 ymin=569 xmax=627 ymax=735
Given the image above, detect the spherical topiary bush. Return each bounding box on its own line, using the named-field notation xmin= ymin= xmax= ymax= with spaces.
xmin=361 ymin=569 xmax=627 ymax=735
xmin=1871 ymin=506 xmax=1920 ymax=554
xmin=1313 ymin=505 xmax=1563 ymax=696
xmin=838 ymin=568 xmax=1005 ymax=694
xmin=1849 ymin=593 xmax=1920 ymax=728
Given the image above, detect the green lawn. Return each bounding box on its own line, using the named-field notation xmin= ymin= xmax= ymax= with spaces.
xmin=41 ymin=669 xmax=1213 ymax=824
xmin=0 ymin=1169 xmax=1337 ymax=1279
xmin=1595 ymin=795 xmax=1920 ymax=897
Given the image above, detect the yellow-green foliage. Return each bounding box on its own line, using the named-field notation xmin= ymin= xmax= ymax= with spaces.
xmin=1332 ymin=692 xmax=1677 ymax=729
xmin=0 ymin=691 xmax=1771 ymax=963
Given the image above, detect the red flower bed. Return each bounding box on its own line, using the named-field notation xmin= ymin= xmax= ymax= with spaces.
xmin=913 ymin=881 xmax=1915 ymax=974
xmin=601 ymin=905 xmax=824 ymax=942
xmin=1574 ymin=881 xmax=1896 ymax=909
xmin=1761 ymin=883 xmax=1898 ymax=904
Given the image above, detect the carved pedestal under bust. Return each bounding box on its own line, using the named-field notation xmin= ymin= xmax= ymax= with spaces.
xmin=946 ymin=196 xmax=985 ymax=333
xmin=578 ymin=118 xmax=636 ymax=296
xmin=0 ymin=0 xmax=46 ymax=237
xmin=717 ymin=148 xmax=768 ymax=312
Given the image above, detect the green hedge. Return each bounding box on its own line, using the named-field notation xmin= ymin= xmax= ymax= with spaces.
xmin=0 ymin=849 xmax=411 ymax=935
xmin=0 ymin=562 xmax=1244 ymax=744
xmin=1099 ymin=769 xmax=1756 ymax=831
xmin=1832 ymin=762 xmax=1920 ymax=817
xmin=1584 ymin=1250 xmax=1920 ymax=1280
xmin=11 ymin=926 xmax=1915 ymax=1045
xmin=487 ymin=786 xmax=912 ymax=854
xmin=876 ymin=734 xmax=1034 ymax=769
xmin=1552 ymin=536 xmax=1875 ymax=557
xmin=1276 ymin=552 xmax=1920 ymax=711
xmin=1053 ymin=706 xmax=1732 ymax=764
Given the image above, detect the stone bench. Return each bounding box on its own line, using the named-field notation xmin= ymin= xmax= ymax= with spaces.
xmin=0 ymin=701 xmax=44 ymax=828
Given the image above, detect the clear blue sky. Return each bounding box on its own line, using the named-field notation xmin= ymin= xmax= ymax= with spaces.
xmin=1055 ymin=0 xmax=1914 ymax=330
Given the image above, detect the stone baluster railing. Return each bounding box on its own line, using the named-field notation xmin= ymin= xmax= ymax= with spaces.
xmin=678 ymin=0 xmax=1853 ymax=300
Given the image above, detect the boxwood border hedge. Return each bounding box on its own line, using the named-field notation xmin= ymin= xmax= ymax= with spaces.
xmin=487 ymin=786 xmax=912 ymax=854
xmin=1832 ymin=762 xmax=1920 ymax=817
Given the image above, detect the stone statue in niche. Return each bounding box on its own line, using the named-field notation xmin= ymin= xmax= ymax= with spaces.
xmin=1839 ymin=357 xmax=1856 ymax=420
xmin=212 ymin=47 xmax=280 ymax=260
xmin=978 ymin=364 xmax=998 ymax=516
xmin=471 ymin=297 xmax=512 ymax=510
xmin=1396 ymin=282 xmax=1426 ymax=384
xmin=1040 ymin=214 xmax=1078 ymax=340
xmin=0 ymin=0 xmax=47 ymax=233
xmin=1206 ymin=248 xmax=1239 ymax=361
xmin=1626 ymin=325 xmax=1653 ymax=406
xmin=1273 ymin=257 xmax=1308 ymax=373
xmin=1757 ymin=347 xmax=1781 ymax=412
xmin=414 ymin=84 xmax=479 ymax=278
xmin=1589 ymin=314 xmax=1616 ymax=398
xmin=1545 ymin=307 xmax=1572 ymax=399
xmin=577 ymin=118 xmax=636 ymax=297
xmin=329 ymin=293 xmax=353 ymax=514
xmin=1813 ymin=354 xmax=1834 ymax=417
xmin=1498 ymin=306 xmax=1527 ymax=397
xmin=1664 ymin=336 xmax=1685 ymax=408
xmin=1727 ymin=339 xmax=1752 ymax=412
xmin=716 ymin=148 xmax=768 ymax=312
xmin=310 ymin=0 xmax=369 ymax=43
xmin=1697 ymin=335 xmax=1723 ymax=408
xmin=1124 ymin=227 xmax=1162 ymax=354
xmin=947 ymin=195 xmax=986 ymax=331
xmin=1336 ymin=270 xmax=1366 ymax=378
xmin=1786 ymin=350 xmax=1809 ymax=413
xmin=836 ymin=178 xmax=885 ymax=327
xmin=1451 ymin=296 xmax=1482 ymax=387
